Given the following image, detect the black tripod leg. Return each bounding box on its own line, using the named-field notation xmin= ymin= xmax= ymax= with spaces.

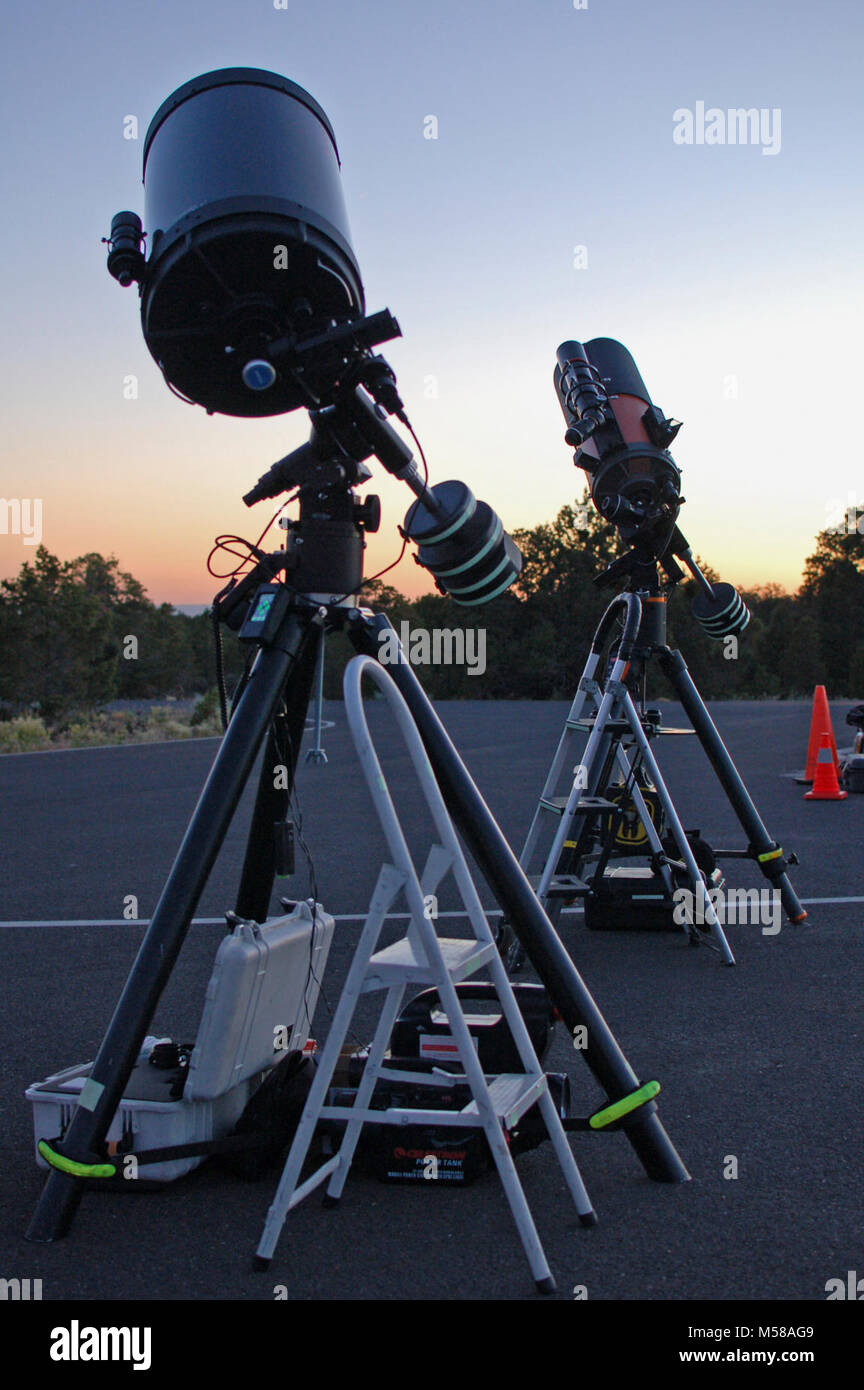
xmin=352 ymin=612 xmax=689 ymax=1184
xmin=658 ymin=648 xmax=807 ymax=924
xmin=235 ymin=624 xmax=322 ymax=922
xmin=26 ymin=610 xmax=312 ymax=1243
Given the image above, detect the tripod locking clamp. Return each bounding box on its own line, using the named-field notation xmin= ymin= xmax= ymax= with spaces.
xmin=750 ymin=841 xmax=796 ymax=880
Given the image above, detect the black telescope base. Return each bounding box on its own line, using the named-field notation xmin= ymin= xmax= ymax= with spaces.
xmin=26 ymin=600 xmax=687 ymax=1247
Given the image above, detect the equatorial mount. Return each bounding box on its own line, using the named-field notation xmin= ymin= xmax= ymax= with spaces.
xmin=237 ymin=351 xmax=522 ymax=610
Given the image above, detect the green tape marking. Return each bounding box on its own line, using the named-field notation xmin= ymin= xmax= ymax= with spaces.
xmin=758 ymin=847 xmax=783 ymax=863
xmin=589 ymin=1080 xmax=661 ymax=1130
xmin=38 ymin=1141 xmax=116 ymax=1180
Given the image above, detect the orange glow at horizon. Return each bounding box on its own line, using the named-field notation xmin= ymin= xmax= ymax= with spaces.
xmin=1 ymin=491 xmax=818 ymax=609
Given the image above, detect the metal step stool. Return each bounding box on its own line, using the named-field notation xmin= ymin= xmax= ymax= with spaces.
xmin=254 ymin=653 xmax=596 ymax=1293
xmin=519 ymin=643 xmax=735 ymax=964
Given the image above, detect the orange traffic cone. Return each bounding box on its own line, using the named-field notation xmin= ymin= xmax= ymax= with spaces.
xmin=804 ymin=734 xmax=847 ymax=800
xmin=804 ymin=686 xmax=841 ymax=782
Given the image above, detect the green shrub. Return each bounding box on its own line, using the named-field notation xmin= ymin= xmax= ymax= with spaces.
xmin=190 ymin=687 xmax=220 ymax=726
xmin=0 ymin=716 xmax=51 ymax=753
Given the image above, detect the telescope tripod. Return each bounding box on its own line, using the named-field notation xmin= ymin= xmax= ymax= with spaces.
xmin=27 ymin=475 xmax=695 ymax=1249
xmin=516 ymin=578 xmax=807 ymax=968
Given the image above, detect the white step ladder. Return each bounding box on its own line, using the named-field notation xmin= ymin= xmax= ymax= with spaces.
xmin=255 ymin=654 xmax=596 ymax=1293
xmin=519 ymin=642 xmax=735 ymax=964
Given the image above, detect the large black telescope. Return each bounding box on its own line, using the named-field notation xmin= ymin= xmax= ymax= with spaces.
xmin=105 ymin=66 xmax=522 ymax=602
xmin=106 ymin=67 xmax=375 ymax=416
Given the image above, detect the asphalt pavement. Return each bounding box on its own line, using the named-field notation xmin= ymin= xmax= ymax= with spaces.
xmin=1 ymin=697 xmax=862 ymax=1305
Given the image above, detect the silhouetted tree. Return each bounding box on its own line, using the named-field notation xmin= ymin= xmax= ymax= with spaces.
xmin=2 ymin=500 xmax=860 ymax=719
xmin=0 ymin=548 xmax=124 ymax=716
xmin=799 ymin=514 xmax=864 ymax=694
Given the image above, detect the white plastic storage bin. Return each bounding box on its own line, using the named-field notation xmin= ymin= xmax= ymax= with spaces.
xmin=27 ymin=900 xmax=334 ymax=1183
xmin=27 ymin=1060 xmax=249 ymax=1183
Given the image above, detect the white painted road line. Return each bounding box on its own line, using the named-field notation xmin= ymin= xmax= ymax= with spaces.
xmin=796 ymin=897 xmax=864 ymax=905
xmin=0 ymin=909 xmax=502 ymax=929
xmin=1 ymin=897 xmax=862 ymax=928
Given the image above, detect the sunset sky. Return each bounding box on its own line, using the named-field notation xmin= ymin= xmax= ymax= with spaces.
xmin=2 ymin=0 xmax=861 ymax=606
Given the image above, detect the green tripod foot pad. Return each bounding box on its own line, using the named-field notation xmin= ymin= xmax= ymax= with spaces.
xmin=37 ymin=1140 xmax=116 ymax=1180
xmin=589 ymin=1080 xmax=661 ymax=1130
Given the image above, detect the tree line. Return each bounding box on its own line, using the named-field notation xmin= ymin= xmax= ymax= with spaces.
xmin=1 ymin=493 xmax=862 ymax=721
